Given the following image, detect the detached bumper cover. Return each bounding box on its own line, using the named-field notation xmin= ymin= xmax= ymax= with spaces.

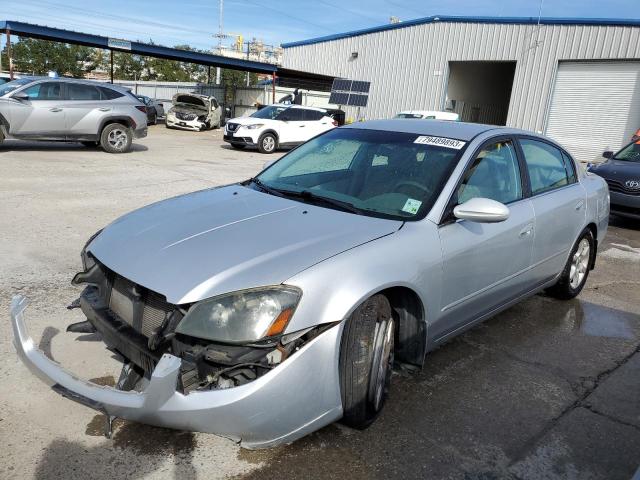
xmin=10 ymin=295 xmax=343 ymax=448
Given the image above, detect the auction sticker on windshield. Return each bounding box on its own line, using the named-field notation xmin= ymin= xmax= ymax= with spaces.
xmin=414 ymin=136 xmax=465 ymax=149
xmin=402 ymin=198 xmax=422 ymax=214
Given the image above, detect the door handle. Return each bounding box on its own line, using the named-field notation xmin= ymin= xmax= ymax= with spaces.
xmin=49 ymin=107 xmax=63 ymax=112
xmin=575 ymin=201 xmax=584 ymax=211
xmin=98 ymin=107 xmax=111 ymax=112
xmin=519 ymin=224 xmax=533 ymax=238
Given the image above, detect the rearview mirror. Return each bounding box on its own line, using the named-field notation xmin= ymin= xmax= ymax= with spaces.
xmin=453 ymin=197 xmax=510 ymax=223
xmin=602 ymin=150 xmax=613 ymax=159
xmin=12 ymin=91 xmax=29 ymax=102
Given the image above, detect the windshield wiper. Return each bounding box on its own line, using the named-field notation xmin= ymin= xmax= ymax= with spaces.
xmin=282 ymin=189 xmax=362 ymax=214
xmin=249 ymin=178 xmax=285 ymax=197
xmin=248 ymin=179 xmax=361 ymax=214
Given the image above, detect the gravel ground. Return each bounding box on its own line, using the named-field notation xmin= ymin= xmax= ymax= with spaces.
xmin=0 ymin=124 xmax=638 ymax=480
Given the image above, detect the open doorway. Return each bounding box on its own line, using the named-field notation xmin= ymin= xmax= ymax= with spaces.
xmin=445 ymin=61 xmax=516 ymax=126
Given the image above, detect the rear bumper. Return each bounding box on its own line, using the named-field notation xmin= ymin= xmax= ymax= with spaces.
xmin=10 ymin=295 xmax=343 ymax=448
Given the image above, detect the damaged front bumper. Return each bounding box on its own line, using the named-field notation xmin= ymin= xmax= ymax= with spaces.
xmin=166 ymin=115 xmax=206 ymax=131
xmin=10 ymin=295 xmax=343 ymax=448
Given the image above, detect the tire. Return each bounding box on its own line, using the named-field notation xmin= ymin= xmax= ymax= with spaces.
xmin=100 ymin=123 xmax=133 ymax=154
xmin=81 ymin=141 xmax=98 ymax=148
xmin=231 ymin=143 xmax=246 ymax=149
xmin=148 ymin=113 xmax=157 ymax=126
xmin=257 ymin=133 xmax=277 ymax=154
xmin=546 ymin=228 xmax=595 ymax=300
xmin=340 ymin=294 xmax=395 ymax=429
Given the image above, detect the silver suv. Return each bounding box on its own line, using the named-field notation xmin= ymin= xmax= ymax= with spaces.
xmin=0 ymin=77 xmax=148 ymax=153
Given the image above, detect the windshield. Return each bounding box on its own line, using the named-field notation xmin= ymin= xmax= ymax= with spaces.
xmin=251 ymin=105 xmax=288 ymax=120
xmin=255 ymin=127 xmax=465 ymax=221
xmin=0 ymin=78 xmax=32 ymax=96
xmin=613 ymin=141 xmax=640 ymax=162
xmin=395 ymin=113 xmax=423 ymax=119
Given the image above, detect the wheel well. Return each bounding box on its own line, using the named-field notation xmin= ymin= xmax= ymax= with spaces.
xmin=379 ymin=287 xmax=426 ymax=368
xmin=586 ymin=222 xmax=598 ymax=270
xmin=100 ymin=118 xmax=133 ymax=136
xmin=259 ymin=130 xmax=278 ymax=141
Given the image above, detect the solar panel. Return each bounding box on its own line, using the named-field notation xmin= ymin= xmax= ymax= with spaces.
xmin=329 ymin=91 xmax=350 ymax=105
xmin=351 ymin=81 xmax=371 ymax=93
xmin=347 ymin=93 xmax=369 ymax=107
xmin=332 ymin=79 xmax=352 ymax=91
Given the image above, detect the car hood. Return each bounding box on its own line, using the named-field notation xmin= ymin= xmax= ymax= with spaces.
xmin=593 ymin=160 xmax=640 ymax=181
xmin=88 ymin=185 xmax=401 ymax=304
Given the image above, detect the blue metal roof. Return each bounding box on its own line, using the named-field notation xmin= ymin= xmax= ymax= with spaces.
xmin=282 ymin=15 xmax=640 ymax=48
xmin=0 ymin=20 xmax=278 ymax=73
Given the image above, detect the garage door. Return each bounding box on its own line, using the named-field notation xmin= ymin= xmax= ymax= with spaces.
xmin=545 ymin=61 xmax=640 ymax=164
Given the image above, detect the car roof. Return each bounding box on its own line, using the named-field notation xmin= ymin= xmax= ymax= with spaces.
xmin=17 ymin=76 xmax=133 ymax=94
xmin=268 ymin=103 xmax=327 ymax=112
xmin=345 ymin=119 xmax=501 ymax=140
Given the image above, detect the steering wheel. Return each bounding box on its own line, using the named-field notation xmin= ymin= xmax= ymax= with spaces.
xmin=393 ymin=181 xmax=430 ymax=196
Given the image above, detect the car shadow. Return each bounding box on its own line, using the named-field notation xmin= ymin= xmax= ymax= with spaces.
xmin=0 ymin=140 xmax=148 ymax=153
xmin=609 ymin=214 xmax=640 ymax=231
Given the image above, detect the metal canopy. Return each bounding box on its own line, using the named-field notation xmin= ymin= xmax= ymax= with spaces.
xmin=0 ymin=20 xmax=276 ymax=74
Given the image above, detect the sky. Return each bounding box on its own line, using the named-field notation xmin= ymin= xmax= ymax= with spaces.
xmin=2 ymin=0 xmax=640 ymax=51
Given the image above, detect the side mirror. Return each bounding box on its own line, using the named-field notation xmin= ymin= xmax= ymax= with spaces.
xmin=263 ymin=159 xmax=276 ymax=170
xmin=453 ymin=197 xmax=510 ymax=223
xmin=602 ymin=151 xmax=613 ymax=159
xmin=12 ymin=91 xmax=29 ymax=102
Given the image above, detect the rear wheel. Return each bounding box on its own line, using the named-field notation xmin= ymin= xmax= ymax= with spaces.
xmin=100 ymin=123 xmax=133 ymax=154
xmin=546 ymin=228 xmax=595 ymax=300
xmin=148 ymin=112 xmax=157 ymax=126
xmin=340 ymin=294 xmax=394 ymax=429
xmin=258 ymin=133 xmax=277 ymax=154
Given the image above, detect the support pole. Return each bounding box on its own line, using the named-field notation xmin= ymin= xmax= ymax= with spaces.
xmin=110 ymin=49 xmax=114 ymax=83
xmin=207 ymin=66 xmax=211 ymax=84
xmin=272 ymin=71 xmax=276 ymax=103
xmin=6 ymin=28 xmax=13 ymax=80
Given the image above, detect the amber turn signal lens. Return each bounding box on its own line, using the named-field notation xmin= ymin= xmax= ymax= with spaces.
xmin=266 ymin=308 xmax=294 ymax=337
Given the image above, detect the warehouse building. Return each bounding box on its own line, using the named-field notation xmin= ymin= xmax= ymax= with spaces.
xmin=282 ymin=16 xmax=640 ymax=163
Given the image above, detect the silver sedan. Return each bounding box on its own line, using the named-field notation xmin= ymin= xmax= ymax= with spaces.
xmin=11 ymin=120 xmax=609 ymax=448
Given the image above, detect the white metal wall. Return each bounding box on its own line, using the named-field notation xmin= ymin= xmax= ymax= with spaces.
xmin=282 ymin=22 xmax=640 ymax=133
xmin=112 ymin=80 xmax=225 ymax=102
xmin=546 ymin=61 xmax=640 ymax=163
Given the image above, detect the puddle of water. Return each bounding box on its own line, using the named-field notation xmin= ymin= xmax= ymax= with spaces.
xmin=84 ymin=413 xmax=197 ymax=455
xmin=561 ymin=301 xmax=636 ymax=339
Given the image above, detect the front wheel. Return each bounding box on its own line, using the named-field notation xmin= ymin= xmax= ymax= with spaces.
xmin=257 ymin=133 xmax=277 ymax=154
xmin=340 ymin=294 xmax=394 ymax=429
xmin=546 ymin=228 xmax=595 ymax=300
xmin=100 ymin=123 xmax=133 ymax=153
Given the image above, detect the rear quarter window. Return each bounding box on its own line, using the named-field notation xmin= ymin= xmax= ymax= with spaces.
xmin=100 ymin=87 xmax=125 ymax=100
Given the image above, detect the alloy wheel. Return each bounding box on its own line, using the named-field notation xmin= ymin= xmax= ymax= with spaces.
xmin=569 ymin=238 xmax=590 ymax=289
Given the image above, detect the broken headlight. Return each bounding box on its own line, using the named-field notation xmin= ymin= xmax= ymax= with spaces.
xmin=175 ymin=286 xmax=301 ymax=343
xmin=80 ymin=228 xmax=103 ymax=270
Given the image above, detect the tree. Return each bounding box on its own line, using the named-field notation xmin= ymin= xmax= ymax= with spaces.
xmin=1 ymin=37 xmax=93 ymax=77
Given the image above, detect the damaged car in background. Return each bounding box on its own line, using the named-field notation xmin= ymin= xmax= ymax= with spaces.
xmin=165 ymin=93 xmax=222 ymax=131
xmin=11 ymin=120 xmax=609 ymax=448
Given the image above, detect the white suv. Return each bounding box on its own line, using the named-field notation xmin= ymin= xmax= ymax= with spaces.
xmin=224 ymin=104 xmax=337 ymax=153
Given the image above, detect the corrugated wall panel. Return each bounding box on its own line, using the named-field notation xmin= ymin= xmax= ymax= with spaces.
xmin=283 ymin=22 xmax=640 ymax=131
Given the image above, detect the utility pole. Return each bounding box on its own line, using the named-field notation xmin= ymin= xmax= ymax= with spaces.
xmin=6 ymin=28 xmax=13 ymax=80
xmin=215 ymin=0 xmax=223 ymax=85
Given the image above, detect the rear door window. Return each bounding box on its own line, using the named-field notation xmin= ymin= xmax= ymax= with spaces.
xmin=66 ymin=84 xmax=101 ymax=101
xmin=519 ymin=138 xmax=572 ymax=195
xmin=303 ymin=109 xmax=324 ymax=121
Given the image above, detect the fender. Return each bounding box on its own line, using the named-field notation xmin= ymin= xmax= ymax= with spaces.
xmin=284 ymin=220 xmax=443 ymax=365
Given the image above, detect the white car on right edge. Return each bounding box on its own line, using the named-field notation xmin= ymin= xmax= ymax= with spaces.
xmin=395 ymin=110 xmax=460 ymax=121
xmin=224 ymin=104 xmax=337 ymax=153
